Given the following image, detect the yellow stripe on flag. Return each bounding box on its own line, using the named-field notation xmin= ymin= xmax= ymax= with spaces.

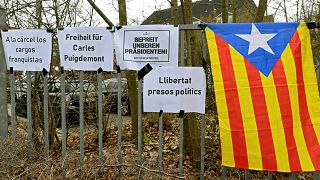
xmin=206 ymin=28 xmax=235 ymax=167
xmin=281 ymin=44 xmax=314 ymax=171
xmin=297 ymin=23 xmax=320 ymax=143
xmin=260 ymin=72 xmax=290 ymax=171
xmin=229 ymin=46 xmax=263 ymax=170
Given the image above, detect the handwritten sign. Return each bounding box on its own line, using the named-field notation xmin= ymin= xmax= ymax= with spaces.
xmin=58 ymin=27 xmax=114 ymax=71
xmin=115 ymin=25 xmax=179 ymax=70
xmin=1 ymin=29 xmax=52 ymax=71
xmin=143 ymin=67 xmax=206 ymax=113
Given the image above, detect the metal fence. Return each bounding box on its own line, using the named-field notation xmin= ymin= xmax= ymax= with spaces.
xmin=1 ymin=24 xmax=320 ymax=179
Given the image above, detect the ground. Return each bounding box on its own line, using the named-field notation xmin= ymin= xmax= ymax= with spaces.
xmin=0 ymin=110 xmax=317 ymax=179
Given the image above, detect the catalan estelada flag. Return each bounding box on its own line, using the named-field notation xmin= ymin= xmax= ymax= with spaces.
xmin=206 ymin=22 xmax=320 ymax=172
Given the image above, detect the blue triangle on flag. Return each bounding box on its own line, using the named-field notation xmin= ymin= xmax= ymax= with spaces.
xmin=207 ymin=22 xmax=299 ymax=76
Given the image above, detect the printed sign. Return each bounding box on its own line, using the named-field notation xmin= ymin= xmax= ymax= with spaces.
xmin=1 ymin=29 xmax=52 ymax=71
xmin=143 ymin=67 xmax=206 ymax=114
xmin=58 ymin=27 xmax=114 ymax=71
xmin=115 ymin=25 xmax=179 ymax=70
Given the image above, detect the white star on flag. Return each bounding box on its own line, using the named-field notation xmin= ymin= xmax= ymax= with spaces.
xmin=236 ymin=24 xmax=277 ymax=55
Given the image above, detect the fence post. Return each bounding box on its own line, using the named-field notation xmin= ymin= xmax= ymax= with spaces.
xmin=79 ymin=71 xmax=84 ymax=165
xmin=200 ymin=114 xmax=205 ymax=180
xmin=222 ymin=166 xmax=227 ymax=179
xmin=0 ymin=7 xmax=8 ymax=140
xmin=60 ymin=67 xmax=66 ymax=158
xmin=245 ymin=169 xmax=249 ymax=180
xmin=178 ymin=29 xmax=185 ymax=179
xmin=43 ymin=70 xmax=49 ymax=156
xmin=268 ymin=171 xmax=272 ymax=180
xmin=200 ymin=25 xmax=207 ymax=180
xmin=27 ymin=72 xmax=33 ymax=153
xmin=137 ymin=78 xmax=143 ymax=163
xmin=179 ymin=110 xmax=184 ymax=178
xmin=117 ymin=67 xmax=123 ymax=172
xmin=291 ymin=172 xmax=297 ymax=180
xmin=314 ymin=172 xmax=320 ymax=180
xmin=97 ymin=68 xmax=103 ymax=163
xmin=10 ymin=68 xmax=16 ymax=143
xmin=158 ymin=110 xmax=164 ymax=179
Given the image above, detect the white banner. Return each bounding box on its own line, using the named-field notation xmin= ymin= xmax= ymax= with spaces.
xmin=143 ymin=67 xmax=206 ymax=114
xmin=58 ymin=27 xmax=114 ymax=71
xmin=115 ymin=25 xmax=179 ymax=70
xmin=1 ymin=29 xmax=52 ymax=71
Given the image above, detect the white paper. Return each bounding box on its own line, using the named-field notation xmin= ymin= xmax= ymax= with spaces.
xmin=1 ymin=29 xmax=52 ymax=71
xmin=58 ymin=27 xmax=114 ymax=71
xmin=143 ymin=67 xmax=206 ymax=114
xmin=115 ymin=25 xmax=179 ymax=70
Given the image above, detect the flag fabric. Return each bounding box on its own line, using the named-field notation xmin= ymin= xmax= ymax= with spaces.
xmin=206 ymin=22 xmax=320 ymax=172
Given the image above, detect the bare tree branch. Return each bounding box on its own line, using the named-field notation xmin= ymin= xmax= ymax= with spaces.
xmin=255 ymin=0 xmax=268 ymax=22
xmin=86 ymin=0 xmax=114 ymax=26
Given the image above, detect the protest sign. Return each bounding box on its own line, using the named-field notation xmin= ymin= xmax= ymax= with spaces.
xmin=58 ymin=27 xmax=114 ymax=71
xmin=143 ymin=67 xmax=206 ymax=114
xmin=115 ymin=25 xmax=179 ymax=70
xmin=1 ymin=29 xmax=52 ymax=71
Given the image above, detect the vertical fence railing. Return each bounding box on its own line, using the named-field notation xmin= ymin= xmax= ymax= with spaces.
xmin=60 ymin=68 xmax=67 ymax=158
xmin=158 ymin=110 xmax=164 ymax=179
xmin=43 ymin=69 xmax=49 ymax=157
xmin=117 ymin=66 xmax=123 ymax=179
xmin=200 ymin=114 xmax=205 ymax=180
xmin=10 ymin=68 xmax=16 ymax=143
xmin=79 ymin=71 xmax=84 ymax=165
xmin=178 ymin=110 xmax=184 ymax=177
xmin=137 ymin=78 xmax=143 ymax=164
xmin=0 ymin=7 xmax=8 ymax=140
xmin=26 ymin=71 xmax=32 ymax=178
xmin=97 ymin=69 xmax=103 ymax=163
xmin=178 ymin=28 xmax=185 ymax=179
xmin=314 ymin=172 xmax=320 ymax=179
xmin=222 ymin=166 xmax=228 ymax=179
xmin=200 ymin=24 xmax=207 ymax=180
xmin=245 ymin=169 xmax=249 ymax=180
xmin=26 ymin=71 xmax=33 ymax=153
xmin=268 ymin=171 xmax=273 ymax=180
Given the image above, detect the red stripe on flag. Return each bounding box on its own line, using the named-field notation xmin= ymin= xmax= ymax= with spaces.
xmin=244 ymin=60 xmax=277 ymax=171
xmin=290 ymin=32 xmax=320 ymax=170
xmin=272 ymin=59 xmax=302 ymax=172
xmin=215 ymin=34 xmax=249 ymax=168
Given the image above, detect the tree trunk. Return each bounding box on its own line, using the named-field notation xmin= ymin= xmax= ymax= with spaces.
xmin=180 ymin=0 xmax=201 ymax=166
xmin=53 ymin=0 xmax=60 ymax=28
xmin=232 ymin=0 xmax=236 ymax=23
xmin=222 ymin=0 xmax=229 ymax=23
xmin=283 ymin=0 xmax=288 ymax=22
xmin=31 ymin=0 xmax=43 ymax=149
xmin=0 ymin=7 xmax=8 ymax=140
xmin=170 ymin=0 xmax=179 ymax=25
xmin=118 ymin=0 xmax=139 ymax=143
xmin=296 ymin=0 xmax=300 ymax=21
xmin=47 ymin=0 xmax=61 ymax=149
xmin=87 ymin=0 xmax=114 ymax=26
xmin=205 ymin=0 xmax=217 ymax=115
xmin=301 ymin=0 xmax=307 ymax=22
xmin=254 ymin=0 xmax=268 ymax=22
xmin=180 ymin=0 xmax=192 ymax=66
